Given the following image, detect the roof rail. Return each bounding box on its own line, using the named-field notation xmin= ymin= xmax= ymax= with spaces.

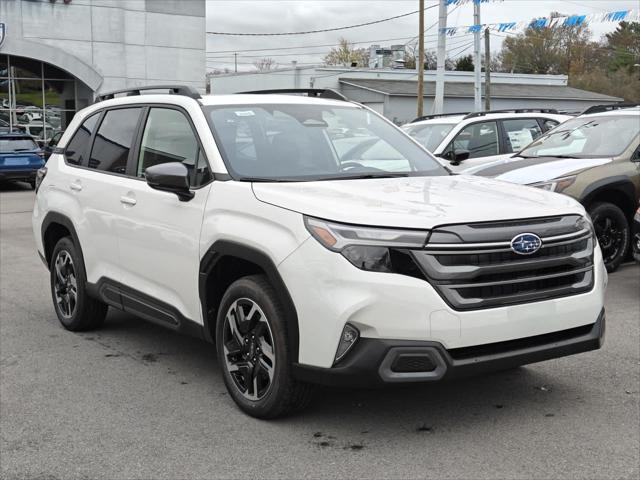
xmin=238 ymin=88 xmax=348 ymax=101
xmin=581 ymin=103 xmax=639 ymax=115
xmin=463 ymin=108 xmax=559 ymax=120
xmin=411 ymin=112 xmax=469 ymax=123
xmin=94 ymin=85 xmax=202 ymax=103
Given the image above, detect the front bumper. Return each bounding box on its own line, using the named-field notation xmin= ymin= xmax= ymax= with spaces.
xmin=293 ymin=308 xmax=605 ymax=387
xmin=279 ymin=236 xmax=607 ymax=368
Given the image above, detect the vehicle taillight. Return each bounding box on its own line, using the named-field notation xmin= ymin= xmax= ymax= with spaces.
xmin=35 ymin=167 xmax=47 ymax=193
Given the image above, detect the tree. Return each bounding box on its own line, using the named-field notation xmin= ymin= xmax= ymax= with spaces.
xmin=404 ymin=42 xmax=437 ymax=70
xmin=499 ymin=14 xmax=595 ymax=75
xmin=604 ymin=21 xmax=640 ymax=72
xmin=253 ymin=58 xmax=276 ymax=71
xmin=570 ymin=21 xmax=640 ymax=102
xmin=324 ymin=38 xmax=369 ymax=67
xmin=454 ymin=54 xmax=474 ymax=71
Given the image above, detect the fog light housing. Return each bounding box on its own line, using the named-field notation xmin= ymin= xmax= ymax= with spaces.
xmin=334 ymin=324 xmax=359 ymax=364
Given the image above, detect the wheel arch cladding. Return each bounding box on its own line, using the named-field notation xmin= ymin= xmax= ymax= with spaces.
xmin=199 ymin=240 xmax=300 ymax=361
xmin=581 ymin=177 xmax=637 ymax=220
xmin=42 ymin=212 xmax=83 ymax=269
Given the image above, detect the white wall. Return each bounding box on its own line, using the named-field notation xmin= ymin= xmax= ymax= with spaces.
xmin=0 ymin=0 xmax=206 ymax=94
xmin=210 ymin=66 xmax=569 ymax=94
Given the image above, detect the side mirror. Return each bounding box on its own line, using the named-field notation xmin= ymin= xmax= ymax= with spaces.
xmin=145 ymin=162 xmax=194 ymax=201
xmin=450 ymin=149 xmax=470 ymax=165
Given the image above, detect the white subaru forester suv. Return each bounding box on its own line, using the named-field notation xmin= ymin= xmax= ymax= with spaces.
xmin=33 ymin=86 xmax=607 ymax=418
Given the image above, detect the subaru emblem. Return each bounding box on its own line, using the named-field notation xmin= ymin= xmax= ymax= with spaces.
xmin=511 ymin=233 xmax=542 ymax=255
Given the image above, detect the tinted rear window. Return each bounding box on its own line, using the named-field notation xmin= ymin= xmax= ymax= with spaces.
xmin=66 ymin=113 xmax=100 ymax=166
xmin=0 ymin=138 xmax=38 ymax=153
xmin=88 ymin=108 xmax=141 ymax=174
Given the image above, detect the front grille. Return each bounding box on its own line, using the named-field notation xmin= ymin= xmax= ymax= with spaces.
xmin=412 ymin=215 xmax=595 ymax=310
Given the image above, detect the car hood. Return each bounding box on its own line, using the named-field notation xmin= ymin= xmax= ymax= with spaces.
xmin=252 ymin=175 xmax=584 ymax=229
xmin=466 ymin=156 xmax=613 ymax=185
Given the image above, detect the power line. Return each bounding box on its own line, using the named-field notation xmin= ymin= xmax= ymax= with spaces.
xmin=206 ymin=4 xmax=439 ymax=36
xmin=205 ymin=35 xmax=475 ymax=60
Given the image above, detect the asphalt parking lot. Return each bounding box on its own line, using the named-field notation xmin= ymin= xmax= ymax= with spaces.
xmin=1 ymin=183 xmax=639 ymax=480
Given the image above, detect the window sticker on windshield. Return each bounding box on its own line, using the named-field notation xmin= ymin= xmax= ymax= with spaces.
xmin=235 ymin=110 xmax=255 ymax=117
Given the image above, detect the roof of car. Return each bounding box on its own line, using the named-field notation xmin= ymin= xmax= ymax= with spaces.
xmin=408 ymin=111 xmax=570 ymax=127
xmin=199 ymin=94 xmax=355 ymax=107
xmin=581 ymin=106 xmax=640 ymax=118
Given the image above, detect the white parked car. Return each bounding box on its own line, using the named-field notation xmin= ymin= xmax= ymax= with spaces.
xmin=402 ymin=110 xmax=571 ymax=172
xmin=33 ymin=87 xmax=606 ymax=418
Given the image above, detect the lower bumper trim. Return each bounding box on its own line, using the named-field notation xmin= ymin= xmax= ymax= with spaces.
xmin=292 ymin=308 xmax=605 ymax=387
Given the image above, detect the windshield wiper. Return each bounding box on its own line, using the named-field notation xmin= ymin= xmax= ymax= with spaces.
xmin=238 ymin=177 xmax=301 ymax=182
xmin=517 ymin=154 xmax=580 ymax=159
xmin=326 ymin=173 xmax=410 ymax=180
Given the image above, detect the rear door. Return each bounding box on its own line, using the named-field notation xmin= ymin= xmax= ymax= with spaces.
xmin=114 ymin=106 xmax=213 ymax=324
xmin=62 ymin=107 xmax=143 ymax=285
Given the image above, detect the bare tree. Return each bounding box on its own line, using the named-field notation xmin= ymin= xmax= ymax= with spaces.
xmin=253 ymin=58 xmax=277 ymax=71
xmin=323 ymin=38 xmax=369 ymax=67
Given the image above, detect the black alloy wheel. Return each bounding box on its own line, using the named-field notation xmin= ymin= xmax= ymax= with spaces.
xmin=589 ymin=202 xmax=630 ymax=272
xmin=216 ymin=275 xmax=313 ymax=418
xmin=222 ymin=298 xmax=276 ymax=401
xmin=49 ymin=237 xmax=108 ymax=331
xmin=53 ymin=249 xmax=78 ymax=318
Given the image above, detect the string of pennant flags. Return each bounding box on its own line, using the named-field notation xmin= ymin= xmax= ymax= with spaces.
xmin=445 ymin=0 xmax=502 ymax=5
xmin=440 ymin=8 xmax=640 ymax=36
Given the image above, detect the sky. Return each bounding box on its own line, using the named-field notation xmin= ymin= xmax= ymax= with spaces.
xmin=205 ymin=0 xmax=639 ymax=72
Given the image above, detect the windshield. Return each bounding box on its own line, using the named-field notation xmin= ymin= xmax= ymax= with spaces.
xmin=203 ymin=104 xmax=448 ymax=181
xmin=402 ymin=123 xmax=454 ymax=152
xmin=519 ymin=115 xmax=639 ymax=159
xmin=0 ymin=138 xmax=38 ymax=153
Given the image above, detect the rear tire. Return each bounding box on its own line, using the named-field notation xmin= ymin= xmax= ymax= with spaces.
xmin=589 ymin=202 xmax=630 ymax=273
xmin=216 ymin=274 xmax=313 ymax=419
xmin=50 ymin=237 xmax=108 ymax=331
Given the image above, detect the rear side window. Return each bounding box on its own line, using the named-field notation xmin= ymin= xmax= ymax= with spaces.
xmin=65 ymin=113 xmax=100 ymax=166
xmin=88 ymin=108 xmax=141 ymax=174
xmin=449 ymin=121 xmax=499 ymax=159
xmin=137 ymin=108 xmax=211 ymax=187
xmin=502 ymin=119 xmax=543 ymax=153
xmin=0 ymin=137 xmax=38 ymax=153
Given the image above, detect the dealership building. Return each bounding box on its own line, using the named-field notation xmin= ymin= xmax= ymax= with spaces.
xmin=0 ymin=0 xmax=206 ymax=140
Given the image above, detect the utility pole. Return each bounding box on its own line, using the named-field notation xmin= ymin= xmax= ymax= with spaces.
xmin=433 ymin=0 xmax=447 ymax=114
xmin=484 ymin=27 xmax=491 ymax=111
xmin=473 ymin=1 xmax=482 ymax=111
xmin=416 ymin=0 xmax=425 ymax=118
xmin=234 ymin=53 xmax=238 ymax=73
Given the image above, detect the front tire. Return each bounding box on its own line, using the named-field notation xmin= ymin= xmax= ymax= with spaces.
xmin=216 ymin=275 xmax=313 ymax=418
xmin=589 ymin=202 xmax=630 ymax=273
xmin=50 ymin=237 xmax=108 ymax=331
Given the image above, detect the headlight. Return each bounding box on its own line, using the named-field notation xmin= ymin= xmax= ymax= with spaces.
xmin=304 ymin=216 xmax=428 ymax=273
xmin=529 ymin=176 xmax=576 ymax=193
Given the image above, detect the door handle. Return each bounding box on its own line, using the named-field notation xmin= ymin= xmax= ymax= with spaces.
xmin=69 ymin=182 xmax=82 ymax=192
xmin=120 ymin=196 xmax=137 ymax=206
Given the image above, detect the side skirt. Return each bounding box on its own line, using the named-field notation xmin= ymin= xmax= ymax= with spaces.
xmin=86 ymin=277 xmax=207 ymax=342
